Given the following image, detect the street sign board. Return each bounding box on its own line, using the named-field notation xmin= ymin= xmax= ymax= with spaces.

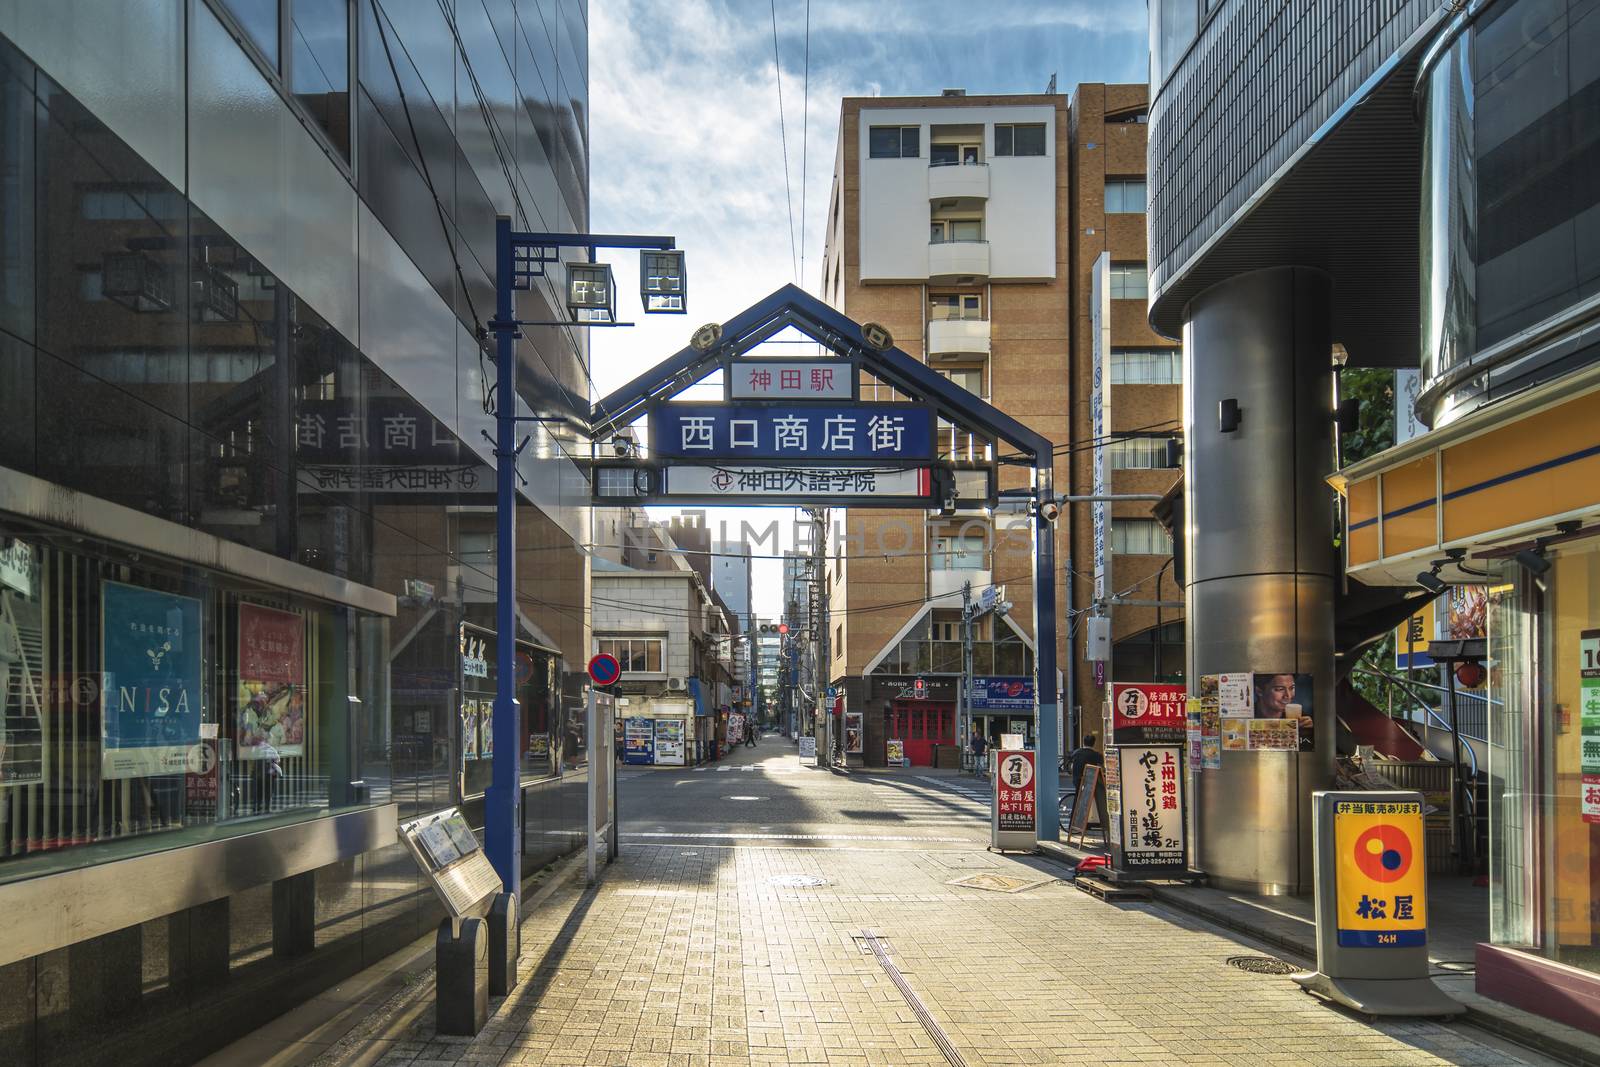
xmin=727 ymin=360 xmax=855 ymax=400
xmin=651 ymin=403 xmax=934 ymax=460
xmin=660 ymin=464 xmax=930 ymax=499
xmin=991 ymin=750 xmax=1037 ymax=851
xmin=970 ymin=676 xmax=1033 ymax=711
xmin=1109 ymin=746 xmax=1185 ymax=873
xmin=1110 ymin=683 xmax=1187 ymax=745
xmin=587 ymin=653 xmax=621 ymax=687
xmin=397 ymin=808 xmax=502 ymax=921
xmin=798 ymin=735 xmax=817 ymax=764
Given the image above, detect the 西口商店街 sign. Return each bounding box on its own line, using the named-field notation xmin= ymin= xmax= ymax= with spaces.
xmin=651 ymin=404 xmax=934 ymax=460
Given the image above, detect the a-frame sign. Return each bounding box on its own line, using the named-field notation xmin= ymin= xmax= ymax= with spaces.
xmin=587 ymin=284 xmax=1065 ymax=838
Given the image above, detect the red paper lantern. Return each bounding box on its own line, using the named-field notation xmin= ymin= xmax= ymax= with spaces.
xmin=1455 ymin=662 xmax=1486 ymax=689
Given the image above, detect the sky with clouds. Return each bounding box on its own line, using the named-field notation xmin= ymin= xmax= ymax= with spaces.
xmin=588 ymin=0 xmax=1149 ymax=617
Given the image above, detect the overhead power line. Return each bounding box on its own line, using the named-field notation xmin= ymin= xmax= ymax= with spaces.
xmin=770 ymin=0 xmax=799 ymax=282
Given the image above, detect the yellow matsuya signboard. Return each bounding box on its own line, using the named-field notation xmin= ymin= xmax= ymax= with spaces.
xmin=1333 ymin=800 xmax=1427 ymax=948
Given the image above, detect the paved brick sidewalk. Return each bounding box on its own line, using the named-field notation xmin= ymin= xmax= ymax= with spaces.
xmin=335 ymin=841 xmax=1549 ymax=1067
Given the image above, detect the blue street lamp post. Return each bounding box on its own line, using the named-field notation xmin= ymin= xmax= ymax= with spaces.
xmin=485 ymin=217 xmax=681 ymax=897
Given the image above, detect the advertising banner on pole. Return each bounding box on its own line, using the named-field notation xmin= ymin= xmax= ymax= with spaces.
xmin=237 ymin=603 xmax=307 ymax=760
xmin=101 ymin=581 xmax=203 ymax=779
xmin=1110 ymin=683 xmax=1186 ymax=745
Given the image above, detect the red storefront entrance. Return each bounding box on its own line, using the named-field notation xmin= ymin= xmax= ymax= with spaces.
xmin=888 ymin=702 xmax=955 ymax=766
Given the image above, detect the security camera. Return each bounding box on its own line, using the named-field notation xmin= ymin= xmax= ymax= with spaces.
xmin=612 ymin=436 xmax=632 ymax=457
xmin=1038 ymin=500 xmax=1061 ymax=523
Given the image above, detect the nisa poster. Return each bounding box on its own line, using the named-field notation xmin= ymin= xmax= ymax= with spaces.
xmin=237 ymin=603 xmax=307 ymax=760
xmin=101 ymin=581 xmax=203 ymax=778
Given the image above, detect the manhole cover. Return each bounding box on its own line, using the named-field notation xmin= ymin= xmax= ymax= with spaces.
xmin=946 ymin=873 xmax=1053 ymax=894
xmin=1226 ymin=955 xmax=1298 ymax=976
xmin=770 ymin=874 xmax=827 ymax=888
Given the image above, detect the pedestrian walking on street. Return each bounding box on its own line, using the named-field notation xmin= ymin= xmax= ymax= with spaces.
xmin=969 ymin=729 xmax=989 ymax=775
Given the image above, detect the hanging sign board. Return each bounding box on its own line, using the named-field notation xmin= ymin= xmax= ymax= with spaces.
xmin=397 ymin=808 xmax=502 ymax=922
xmin=1108 ymin=746 xmax=1186 ymax=875
xmin=991 ymin=749 xmax=1038 ymax=851
xmin=726 ymin=360 xmax=855 ymax=400
xmin=651 ymin=403 xmax=934 ymax=460
xmin=662 ymin=465 xmax=931 ymax=500
xmin=1110 ymin=682 xmax=1186 ymax=745
xmin=970 ymin=676 xmax=1034 ymax=711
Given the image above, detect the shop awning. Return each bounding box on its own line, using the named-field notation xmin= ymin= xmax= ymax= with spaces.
xmin=687 ymin=677 xmax=707 ymax=716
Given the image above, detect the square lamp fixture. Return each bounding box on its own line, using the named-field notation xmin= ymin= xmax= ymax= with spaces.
xmin=640 ymin=249 xmax=687 ymax=313
xmin=566 ymin=261 xmax=616 ymax=323
xmin=101 ymin=250 xmax=174 ymax=313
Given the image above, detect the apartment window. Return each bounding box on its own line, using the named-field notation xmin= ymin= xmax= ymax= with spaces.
xmin=1105 ymin=180 xmax=1147 ymax=214
xmin=931 ymin=611 xmax=961 ymax=642
xmin=1109 ymin=264 xmax=1149 ymax=300
xmin=932 ymin=534 xmax=985 ymax=571
xmin=937 ymin=367 xmax=985 ymax=396
xmin=1111 ymin=519 xmax=1171 ymax=555
xmin=1111 ymin=348 xmax=1182 ymax=384
xmin=869 ymin=125 xmax=920 ymax=159
xmin=835 ymin=624 xmax=843 ymax=648
xmin=930 ymin=219 xmax=983 ymax=243
xmin=929 ymin=293 xmax=982 ymax=321
xmin=1107 ymin=436 xmax=1178 ymax=470
xmin=598 ymin=637 xmax=664 ymax=673
xmin=930 ymin=142 xmax=982 ymax=166
xmin=994 ymin=123 xmax=1046 ymax=157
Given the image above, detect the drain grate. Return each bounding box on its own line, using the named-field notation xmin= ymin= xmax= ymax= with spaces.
xmin=769 ymin=874 xmax=827 ymax=888
xmin=1226 ymin=955 xmax=1298 ymax=976
xmin=860 ymin=932 xmax=967 ymax=1067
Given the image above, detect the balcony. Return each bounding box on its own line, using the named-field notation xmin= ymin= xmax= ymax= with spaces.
xmin=928 ymin=240 xmax=989 ymax=282
xmin=929 ymin=567 xmax=990 ymax=601
xmin=927 ymin=161 xmax=989 ymax=201
xmin=927 ymin=318 xmax=991 ymax=358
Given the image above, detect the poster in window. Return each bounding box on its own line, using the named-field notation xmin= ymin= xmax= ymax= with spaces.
xmin=101 ymin=581 xmax=204 ymax=779
xmin=236 ymin=603 xmax=307 ymax=760
xmin=844 ymin=711 xmax=863 ymax=754
xmin=479 ymin=699 xmax=494 ymax=759
xmin=462 ymin=700 xmax=480 ymax=763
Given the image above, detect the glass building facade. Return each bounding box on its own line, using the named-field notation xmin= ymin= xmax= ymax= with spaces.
xmin=0 ymin=1 xmax=593 ymax=1063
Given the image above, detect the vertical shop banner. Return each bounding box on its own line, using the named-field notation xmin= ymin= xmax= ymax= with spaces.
xmin=1581 ymin=631 xmax=1600 ymax=823
xmin=1110 ymin=683 xmax=1187 ymax=745
xmin=1333 ymin=799 xmax=1427 ymax=947
xmin=101 ymin=581 xmax=203 ymax=779
xmin=1103 ymin=744 xmax=1122 ymax=845
xmin=995 ymin=750 xmax=1036 ymax=832
xmin=237 ymin=603 xmax=307 ymax=760
xmin=1115 ymin=746 xmax=1184 ymax=868
xmin=844 ymin=711 xmax=863 ymax=754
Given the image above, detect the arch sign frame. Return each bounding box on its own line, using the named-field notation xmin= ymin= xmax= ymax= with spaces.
xmin=586 ymin=284 xmax=1063 ymax=839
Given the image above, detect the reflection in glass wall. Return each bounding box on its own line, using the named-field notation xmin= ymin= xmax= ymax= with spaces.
xmin=1419 ymin=0 xmax=1600 ymax=424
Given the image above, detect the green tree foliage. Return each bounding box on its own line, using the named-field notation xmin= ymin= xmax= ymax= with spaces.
xmin=1339 ymin=367 xmax=1397 ymax=466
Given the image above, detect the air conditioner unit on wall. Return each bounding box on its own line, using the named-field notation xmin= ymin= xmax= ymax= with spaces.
xmin=667 ymin=676 xmax=687 ymax=691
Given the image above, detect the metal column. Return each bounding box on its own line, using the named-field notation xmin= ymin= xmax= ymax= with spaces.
xmin=1184 ymin=266 xmax=1336 ymax=894
xmin=1035 ymin=462 xmax=1060 ymax=840
xmin=487 ymin=216 xmax=521 ymax=894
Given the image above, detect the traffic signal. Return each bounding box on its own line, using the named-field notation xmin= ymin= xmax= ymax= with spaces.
xmin=913 ymin=677 xmax=927 ymax=699
xmin=778 ymin=623 xmax=789 ymax=635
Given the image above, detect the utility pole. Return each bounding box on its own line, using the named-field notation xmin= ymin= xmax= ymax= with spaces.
xmin=806 ymin=507 xmax=831 ymax=763
xmin=961 ymin=580 xmax=974 ymax=772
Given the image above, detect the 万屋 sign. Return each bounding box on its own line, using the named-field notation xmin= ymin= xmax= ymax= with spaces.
xmin=1112 ymin=746 xmax=1184 ymax=870
xmin=1110 ymin=682 xmax=1186 ymax=745
xmin=992 ymin=750 xmax=1037 ymax=849
xmin=662 ymin=465 xmax=930 ymax=499
xmin=727 ymin=360 xmax=854 ymax=400
xmin=1333 ymin=799 xmax=1427 ymax=947
xmin=970 ymin=676 xmax=1034 ymax=711
xmin=651 ymin=403 xmax=934 ymax=460
xmin=100 ymin=581 xmax=204 ymax=779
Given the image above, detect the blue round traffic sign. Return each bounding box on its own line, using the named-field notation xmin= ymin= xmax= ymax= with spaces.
xmin=587 ymin=653 xmax=621 ymax=686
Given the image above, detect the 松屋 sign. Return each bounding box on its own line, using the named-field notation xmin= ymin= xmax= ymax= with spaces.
xmin=651 ymin=403 xmax=934 ymax=460
xmin=727 ymin=360 xmax=854 ymax=400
